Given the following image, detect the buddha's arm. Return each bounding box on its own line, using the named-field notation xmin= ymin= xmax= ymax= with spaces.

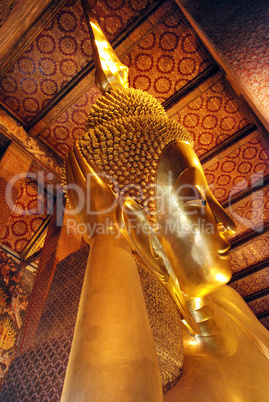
xmin=61 ymin=232 xmax=163 ymax=402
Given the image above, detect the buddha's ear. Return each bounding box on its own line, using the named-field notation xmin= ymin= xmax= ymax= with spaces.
xmin=117 ymin=197 xmax=200 ymax=336
xmin=117 ymin=197 xmax=170 ymax=281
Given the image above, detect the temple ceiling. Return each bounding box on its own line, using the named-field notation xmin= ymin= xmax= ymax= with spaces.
xmin=0 ymin=0 xmax=268 ymax=329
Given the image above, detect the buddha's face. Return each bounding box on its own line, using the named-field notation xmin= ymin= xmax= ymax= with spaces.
xmin=156 ymin=141 xmax=236 ymax=298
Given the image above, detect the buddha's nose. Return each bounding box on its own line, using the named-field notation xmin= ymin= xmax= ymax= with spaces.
xmin=224 ymin=214 xmax=237 ymax=235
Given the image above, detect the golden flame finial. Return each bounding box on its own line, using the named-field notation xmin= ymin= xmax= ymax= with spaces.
xmin=81 ymin=0 xmax=129 ymax=92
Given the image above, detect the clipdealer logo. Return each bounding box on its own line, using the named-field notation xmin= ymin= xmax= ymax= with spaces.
xmin=4 ymin=170 xmax=266 ymax=235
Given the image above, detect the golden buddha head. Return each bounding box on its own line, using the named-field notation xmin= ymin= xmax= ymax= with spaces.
xmin=66 ymin=87 xmax=236 ymax=302
xmin=78 ymin=87 xmax=191 ymax=226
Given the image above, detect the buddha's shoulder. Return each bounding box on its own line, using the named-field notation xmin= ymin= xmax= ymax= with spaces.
xmin=211 ymin=285 xmax=269 ymax=351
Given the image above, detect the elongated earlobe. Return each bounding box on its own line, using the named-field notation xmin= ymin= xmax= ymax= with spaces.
xmin=118 ymin=197 xmax=200 ymax=336
xmin=118 ymin=197 xmax=170 ymax=281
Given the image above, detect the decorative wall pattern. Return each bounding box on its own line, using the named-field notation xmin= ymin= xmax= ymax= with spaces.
xmin=0 ymin=108 xmax=27 ymax=141
xmin=182 ymin=0 xmax=269 ymax=123
xmin=0 ymin=0 xmax=161 ymax=125
xmin=1 ymin=178 xmax=52 ymax=253
xmin=34 ymin=245 xmax=88 ymax=345
xmin=204 ymin=134 xmax=269 ymax=203
xmin=89 ymin=0 xmax=155 ymax=40
xmin=0 ymin=0 xmax=57 ymax=64
xmin=0 ymin=109 xmax=62 ymax=174
xmin=0 ymin=327 xmax=74 ymax=401
xmin=0 ymin=246 xmax=87 ymax=400
xmin=227 ymin=187 xmax=269 ymax=240
xmin=123 ymin=10 xmax=212 ymax=103
xmin=1 ymin=244 xmax=183 ymax=398
xmin=230 ymin=267 xmax=269 ymax=298
xmin=17 ymin=195 xmax=64 ymax=354
xmin=137 ymin=259 xmax=183 ymax=393
xmin=248 ymin=294 xmax=269 ymax=316
xmin=170 ymin=78 xmax=249 ymax=157
xmin=0 ymin=0 xmax=91 ymax=123
xmin=229 ymin=232 xmax=269 ymax=274
xmin=28 ymin=160 xmax=61 ymax=197
xmin=35 ymin=246 xmax=184 ymax=394
xmin=0 ymin=144 xmax=32 ymax=241
xmin=0 ymin=248 xmax=35 ymax=387
xmin=39 ymin=85 xmax=101 ymax=157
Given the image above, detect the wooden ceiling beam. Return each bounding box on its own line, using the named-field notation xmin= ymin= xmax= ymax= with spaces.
xmin=229 ymin=259 xmax=269 ymax=284
xmin=244 ymin=287 xmax=269 ymax=304
xmin=200 ymin=124 xmax=256 ymax=165
xmin=163 ymin=65 xmax=218 ymax=111
xmin=27 ymin=61 xmax=95 ymax=130
xmin=230 ymin=223 xmax=269 ymax=251
xmin=222 ymin=175 xmax=269 ymax=208
xmin=257 ymin=310 xmax=269 ymax=320
xmin=0 ymin=0 xmax=68 ymax=79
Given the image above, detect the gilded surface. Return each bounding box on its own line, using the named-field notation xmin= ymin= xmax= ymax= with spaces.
xmin=84 ymin=2 xmax=129 ymax=92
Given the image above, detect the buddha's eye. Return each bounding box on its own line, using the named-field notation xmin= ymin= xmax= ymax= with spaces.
xmin=183 ymin=187 xmax=206 ymax=207
xmin=184 ymin=199 xmax=206 ymax=207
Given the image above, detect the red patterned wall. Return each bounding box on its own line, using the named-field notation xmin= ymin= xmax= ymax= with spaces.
xmin=123 ymin=10 xmax=212 ymax=103
xmin=0 ymin=0 xmax=92 ymax=124
xmin=226 ymin=187 xmax=269 ymax=240
xmin=39 ymin=86 xmax=101 ymax=157
xmin=170 ymin=78 xmax=250 ymax=157
xmin=230 ymin=267 xmax=269 ymax=298
xmin=1 ymin=179 xmax=52 ymax=254
xmin=89 ymin=0 xmax=155 ymax=40
xmin=182 ymin=0 xmax=269 ymax=124
xmin=248 ymin=295 xmax=269 ymax=316
xmin=0 ymin=0 xmax=158 ymax=126
xmin=229 ymin=232 xmax=269 ymax=274
xmin=204 ymin=133 xmax=269 ymax=203
xmin=0 ymin=146 xmax=32 ymax=241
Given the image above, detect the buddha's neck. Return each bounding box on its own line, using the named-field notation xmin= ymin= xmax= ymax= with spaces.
xmin=183 ymin=294 xmax=238 ymax=357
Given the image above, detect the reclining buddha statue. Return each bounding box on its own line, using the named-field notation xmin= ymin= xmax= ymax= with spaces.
xmin=62 ymin=8 xmax=269 ymax=402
